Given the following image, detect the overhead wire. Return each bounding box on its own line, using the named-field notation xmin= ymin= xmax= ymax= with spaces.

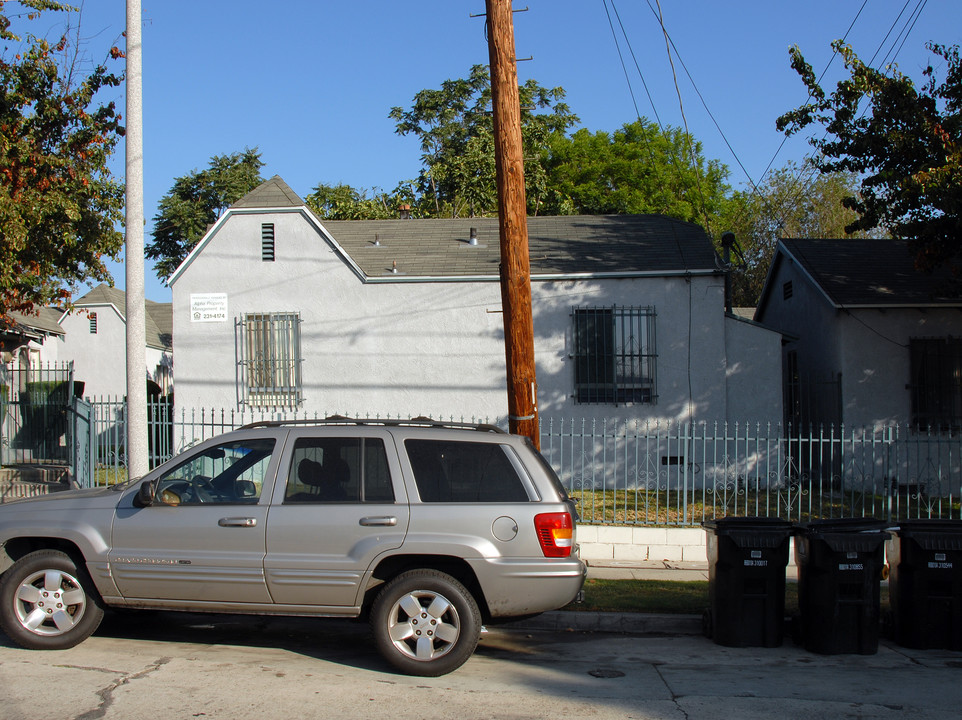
xmin=600 ymin=0 xmax=661 ymax=169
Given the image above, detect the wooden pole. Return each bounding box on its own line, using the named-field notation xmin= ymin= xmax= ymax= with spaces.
xmin=486 ymin=0 xmax=539 ymax=448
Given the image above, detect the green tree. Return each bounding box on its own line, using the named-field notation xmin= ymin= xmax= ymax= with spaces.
xmin=146 ymin=148 xmax=264 ymax=279
xmin=542 ymin=119 xmax=730 ymax=226
xmin=777 ymin=41 xmax=962 ymax=275
xmin=720 ymin=162 xmax=883 ymax=306
xmin=0 ymin=1 xmax=125 ymax=321
xmin=306 ymin=182 xmax=395 ymax=220
xmin=389 ymin=64 xmax=578 ymax=218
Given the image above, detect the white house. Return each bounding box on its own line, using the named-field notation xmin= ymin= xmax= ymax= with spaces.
xmin=167 ymin=176 xmax=782 ymax=434
xmin=755 ymin=237 xmax=962 ymax=431
xmin=46 ymin=284 xmax=173 ymax=399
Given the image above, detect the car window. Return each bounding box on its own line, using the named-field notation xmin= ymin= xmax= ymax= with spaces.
xmin=154 ymin=438 xmax=276 ymax=505
xmin=404 ymin=439 xmax=530 ymax=503
xmin=285 ymin=437 xmax=394 ymax=503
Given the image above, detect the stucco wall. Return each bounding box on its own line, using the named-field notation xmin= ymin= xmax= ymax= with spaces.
xmin=724 ymin=315 xmax=782 ymax=423
xmin=838 ymin=308 xmax=962 ymax=429
xmin=55 ymin=306 xmax=128 ymax=398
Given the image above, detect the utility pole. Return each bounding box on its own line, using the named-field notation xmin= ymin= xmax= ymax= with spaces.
xmin=485 ymin=0 xmax=539 ymax=449
xmin=125 ymin=0 xmax=148 ymax=478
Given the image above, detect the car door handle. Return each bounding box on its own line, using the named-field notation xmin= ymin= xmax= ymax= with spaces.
xmin=218 ymin=517 xmax=257 ymax=527
xmin=359 ymin=516 xmax=398 ymax=527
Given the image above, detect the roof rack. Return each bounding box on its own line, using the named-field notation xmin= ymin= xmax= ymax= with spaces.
xmin=238 ymin=415 xmax=507 ymax=434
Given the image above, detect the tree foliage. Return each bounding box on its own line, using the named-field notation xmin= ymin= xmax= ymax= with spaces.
xmin=777 ymin=41 xmax=962 ymax=276
xmin=720 ymin=162 xmax=883 ymax=306
xmin=305 ymin=183 xmax=396 ymax=220
xmin=388 ymin=64 xmax=578 ymax=218
xmin=542 ymin=119 xmax=730 ymax=226
xmin=0 ymin=0 xmax=125 ymax=322
xmin=146 ymin=148 xmax=263 ymax=279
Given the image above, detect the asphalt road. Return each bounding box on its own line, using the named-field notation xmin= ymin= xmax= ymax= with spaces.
xmin=1 ymin=610 xmax=960 ymax=720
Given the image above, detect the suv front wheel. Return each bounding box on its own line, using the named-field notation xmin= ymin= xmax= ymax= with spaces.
xmin=0 ymin=549 xmax=105 ymax=650
xmin=370 ymin=569 xmax=481 ymax=676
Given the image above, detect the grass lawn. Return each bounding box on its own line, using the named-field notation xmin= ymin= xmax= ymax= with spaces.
xmin=567 ymin=578 xmax=890 ymax=615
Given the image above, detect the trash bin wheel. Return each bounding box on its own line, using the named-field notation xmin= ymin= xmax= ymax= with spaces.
xmin=702 ymin=608 xmax=713 ymax=639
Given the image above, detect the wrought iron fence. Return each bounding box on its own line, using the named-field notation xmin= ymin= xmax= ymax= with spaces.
xmin=39 ymin=399 xmax=962 ymax=526
xmin=0 ymin=362 xmax=76 ymax=466
xmin=539 ymin=419 xmax=960 ymax=525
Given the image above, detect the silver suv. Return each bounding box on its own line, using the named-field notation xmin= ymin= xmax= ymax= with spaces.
xmin=0 ymin=419 xmax=584 ymax=675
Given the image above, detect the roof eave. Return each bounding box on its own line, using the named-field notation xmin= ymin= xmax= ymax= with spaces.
xmin=361 ymin=268 xmax=720 ymax=284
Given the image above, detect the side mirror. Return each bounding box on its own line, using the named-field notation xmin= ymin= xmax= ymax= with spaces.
xmin=133 ymin=480 xmax=156 ymax=508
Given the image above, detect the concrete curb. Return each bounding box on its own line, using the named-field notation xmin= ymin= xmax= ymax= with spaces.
xmin=504 ymin=610 xmax=703 ymax=635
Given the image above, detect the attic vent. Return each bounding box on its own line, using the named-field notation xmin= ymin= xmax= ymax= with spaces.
xmin=89 ymin=312 xmax=98 ymax=334
xmin=783 ymin=281 xmax=793 ymax=301
xmin=262 ymin=223 xmax=275 ymax=262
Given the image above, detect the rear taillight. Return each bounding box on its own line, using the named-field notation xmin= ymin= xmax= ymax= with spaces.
xmin=535 ymin=512 xmax=574 ymax=558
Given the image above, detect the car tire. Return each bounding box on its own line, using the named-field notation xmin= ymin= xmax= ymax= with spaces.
xmin=0 ymin=549 xmax=105 ymax=650
xmin=370 ymin=569 xmax=481 ymax=676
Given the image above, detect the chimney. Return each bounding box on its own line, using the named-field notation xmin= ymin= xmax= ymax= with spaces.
xmin=399 ymin=204 xmax=411 ymax=220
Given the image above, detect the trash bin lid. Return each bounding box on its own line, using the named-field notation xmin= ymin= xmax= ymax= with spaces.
xmin=703 ymin=516 xmax=793 ymax=531
xmin=797 ymin=517 xmax=889 ymax=535
xmin=893 ymin=519 xmax=962 ymax=536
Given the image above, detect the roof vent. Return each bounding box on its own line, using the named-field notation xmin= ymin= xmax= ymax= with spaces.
xmin=373 ymin=234 xmax=381 ymax=247
xmin=469 ymin=227 xmax=478 ymax=246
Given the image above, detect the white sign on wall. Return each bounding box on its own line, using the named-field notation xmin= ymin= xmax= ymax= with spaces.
xmin=190 ymin=293 xmax=228 ymax=323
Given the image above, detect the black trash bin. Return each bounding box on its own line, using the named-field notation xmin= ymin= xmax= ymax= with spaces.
xmin=887 ymin=519 xmax=962 ymax=650
xmin=794 ymin=518 xmax=889 ymax=654
xmin=703 ymin=517 xmax=794 ymax=647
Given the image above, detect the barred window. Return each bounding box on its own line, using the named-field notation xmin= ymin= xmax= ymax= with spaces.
xmin=572 ymin=306 xmax=656 ymax=404
xmin=237 ymin=312 xmax=302 ymax=408
xmin=910 ymin=337 xmax=962 ymax=429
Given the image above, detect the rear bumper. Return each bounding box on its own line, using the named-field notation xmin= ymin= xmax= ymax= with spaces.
xmin=469 ymin=555 xmax=587 ymax=617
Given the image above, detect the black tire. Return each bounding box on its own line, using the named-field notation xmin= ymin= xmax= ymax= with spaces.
xmin=0 ymin=549 xmax=105 ymax=650
xmin=370 ymin=569 xmax=481 ymax=677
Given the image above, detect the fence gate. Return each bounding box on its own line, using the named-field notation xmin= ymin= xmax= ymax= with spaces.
xmin=1 ymin=362 xmax=75 ymax=466
xmin=71 ymin=397 xmax=94 ymax=488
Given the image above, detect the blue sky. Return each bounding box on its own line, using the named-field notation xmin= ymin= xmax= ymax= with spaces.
xmin=28 ymin=1 xmax=962 ymax=301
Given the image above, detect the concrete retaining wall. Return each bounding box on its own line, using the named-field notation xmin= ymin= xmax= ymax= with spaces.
xmin=578 ymin=524 xmax=798 ymax=567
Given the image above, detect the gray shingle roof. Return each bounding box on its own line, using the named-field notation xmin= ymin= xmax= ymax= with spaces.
xmin=5 ymin=307 xmax=64 ymax=337
xmin=223 ymin=176 xmax=720 ymax=279
xmin=322 ymin=215 xmax=719 ymax=278
xmin=232 ymin=175 xmax=303 ymax=209
xmin=779 ymin=238 xmax=961 ymax=307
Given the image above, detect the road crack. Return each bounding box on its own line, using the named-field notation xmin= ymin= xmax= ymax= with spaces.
xmin=654 ymin=664 xmax=690 ymax=720
xmin=74 ymin=657 xmax=172 ymax=720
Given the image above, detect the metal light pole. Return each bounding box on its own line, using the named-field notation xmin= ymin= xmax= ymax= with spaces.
xmin=125 ymin=0 xmax=148 ymax=478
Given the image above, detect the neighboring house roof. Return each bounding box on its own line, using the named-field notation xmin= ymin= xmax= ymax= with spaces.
xmin=169 ymin=175 xmax=721 ymax=284
xmin=759 ymin=238 xmax=962 ymax=312
xmin=7 ymin=307 xmax=65 ymax=337
xmin=68 ymin=284 xmax=173 ymax=350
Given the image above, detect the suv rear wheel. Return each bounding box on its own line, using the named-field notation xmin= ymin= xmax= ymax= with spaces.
xmin=0 ymin=549 xmax=105 ymax=650
xmin=370 ymin=569 xmax=481 ymax=676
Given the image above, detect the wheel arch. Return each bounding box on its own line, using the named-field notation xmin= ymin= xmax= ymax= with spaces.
xmin=0 ymin=537 xmax=89 ymax=577
xmin=362 ymin=554 xmax=491 ymax=621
